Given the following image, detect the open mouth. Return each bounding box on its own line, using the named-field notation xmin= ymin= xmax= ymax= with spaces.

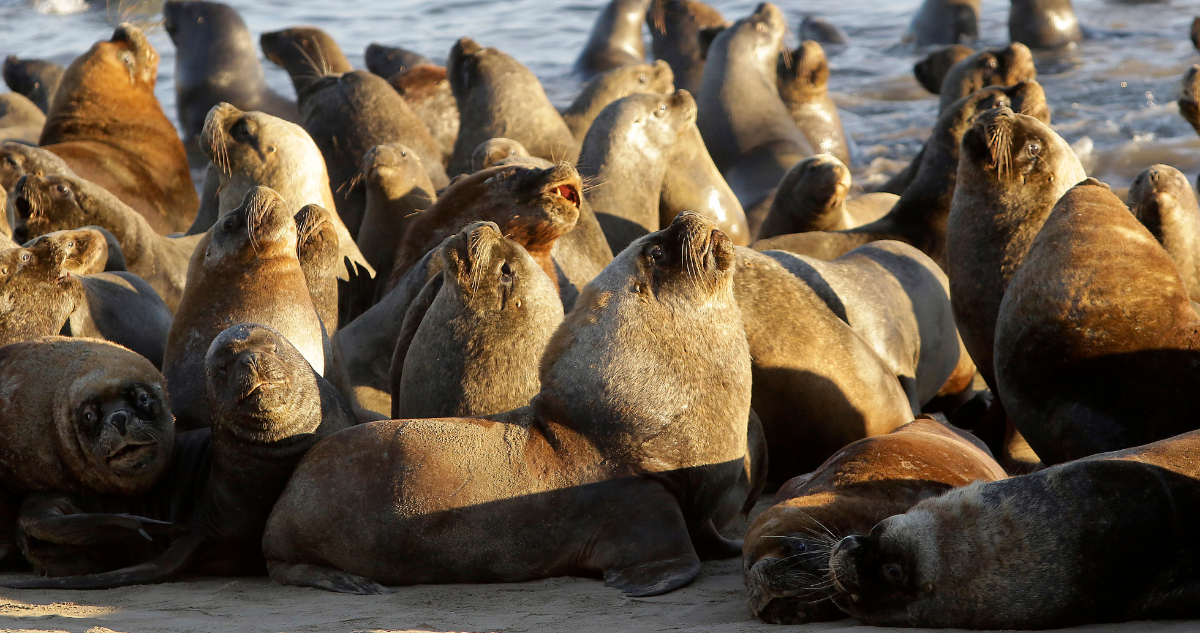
xmin=553 ymin=184 xmax=580 ymax=207
xmin=12 ymin=195 xmax=31 ymax=220
xmin=107 ymin=442 xmax=156 ymax=466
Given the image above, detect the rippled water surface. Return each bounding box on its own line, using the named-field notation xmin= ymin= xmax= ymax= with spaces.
xmin=2 ymin=0 xmax=1200 ymax=188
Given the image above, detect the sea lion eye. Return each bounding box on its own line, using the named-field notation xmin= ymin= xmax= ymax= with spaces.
xmin=756 ymin=22 xmax=768 ymax=34
xmin=785 ymin=539 xmax=807 ymax=554
xmin=400 ymin=150 xmax=408 ymax=157
xmin=223 ymin=217 xmax=236 ymax=231
xmin=19 ymin=252 xmax=30 ymax=263
xmin=54 ymin=184 xmax=69 ymax=196
xmin=1027 ymin=142 xmax=1041 ymax=157
xmin=638 ymin=74 xmax=647 ymax=83
xmin=984 ymin=56 xmax=998 ymax=70
xmin=66 ymin=241 xmax=74 ymax=249
xmin=883 ymin=563 xmax=904 ymax=582
xmin=81 ymin=405 xmax=98 ymax=426
xmin=219 ymin=361 xmax=228 ymax=375
xmin=648 ymin=244 xmax=664 ymax=263
xmin=653 ymin=104 xmax=667 ymax=117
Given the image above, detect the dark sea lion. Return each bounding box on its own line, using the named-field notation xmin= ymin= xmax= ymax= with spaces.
xmin=185 ymin=161 xmax=221 ymax=235
xmin=1193 ymin=17 xmax=1200 ymax=52
xmin=0 ymin=94 xmax=44 ymax=144
xmin=828 ymin=431 xmax=1200 ymax=629
xmin=294 ymin=203 xmax=340 ymax=334
xmin=1009 ymin=0 xmax=1082 ymax=50
xmin=573 ymin=0 xmax=652 ymax=80
xmin=1127 ymin=164 xmax=1200 ymax=304
xmin=905 ymin=0 xmax=980 ymax=46
xmin=697 ymin=3 xmax=813 ymax=227
xmin=163 ymin=0 xmax=300 ymax=142
xmin=364 ymin=43 xmax=431 ymax=79
xmin=265 ymin=212 xmax=751 ymax=596
xmin=260 ymin=26 xmax=353 ymax=96
xmin=4 ymin=323 xmax=355 ymax=587
xmin=799 ymin=16 xmax=849 ymax=50
xmin=357 ymin=144 xmax=435 ymax=284
xmin=40 ymin=24 xmax=198 ymax=235
xmin=647 ymin=0 xmax=727 ymax=95
xmin=660 ymin=123 xmax=750 ymax=247
xmin=777 ymin=40 xmax=851 ymax=166
xmin=385 ymin=64 xmax=459 ymax=167
xmin=389 ymin=221 xmax=564 ymax=418
xmin=447 ymin=38 xmax=578 ymax=176
xmin=995 ymin=179 xmax=1200 ymax=465
xmin=912 ymin=44 xmax=974 ymax=95
xmin=744 ymin=417 xmax=1005 ymax=624
xmin=2 ymin=56 xmax=64 ymax=114
xmin=298 ymin=70 xmax=448 ymax=236
xmin=0 ymin=241 xmax=82 ymax=346
xmin=9 ymin=173 xmax=200 ymax=312
xmin=1178 ymin=65 xmax=1200 ymax=137
xmin=562 ymin=60 xmax=675 ymax=140
xmin=163 ymin=186 xmax=326 ymax=431
xmin=470 ymin=137 xmax=530 ymax=172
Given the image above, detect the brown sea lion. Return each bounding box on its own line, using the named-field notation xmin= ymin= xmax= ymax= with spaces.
xmin=913 ymin=44 xmax=974 ymax=94
xmin=260 ymin=26 xmax=353 ymax=96
xmin=364 ymin=43 xmax=431 ymax=78
xmin=574 ymin=0 xmax=652 ymax=80
xmin=264 ymin=212 xmax=751 ymax=596
xmin=0 ymin=141 xmax=76 ymax=193
xmin=470 ymin=137 xmax=530 ymax=172
xmin=827 ymin=431 xmax=1200 ymax=629
xmin=4 ymin=323 xmax=355 ymax=586
xmin=995 ymin=179 xmax=1200 ymax=465
xmin=0 ymin=93 xmax=44 ymax=144
xmin=660 ymin=121 xmax=750 ymax=248
xmin=647 ymin=0 xmax=727 ymax=95
xmin=3 ymin=56 xmax=64 ymax=114
xmin=390 ymin=221 xmax=564 ymax=418
xmin=1192 ymin=17 xmax=1200 ymax=52
xmin=0 ymin=240 xmax=82 ymax=346
xmin=163 ymin=186 xmax=326 ymax=431
xmin=744 ymin=417 xmax=1005 ymax=624
xmin=386 ymin=64 xmax=459 ymax=168
xmin=23 ymin=226 xmax=107 ymax=274
xmin=40 ymin=24 xmax=197 ymax=234
xmin=447 ymin=38 xmax=578 ymax=176
xmin=758 ymin=154 xmax=855 ymax=237
xmin=357 ymin=144 xmax=435 ymax=286
xmin=9 ymin=173 xmax=200 ymax=312
xmin=1178 ymin=65 xmax=1200 ymax=137
xmin=905 ymin=0 xmax=980 ymax=46
xmin=777 ymin=41 xmax=851 ymax=165
xmin=1127 ymin=164 xmax=1200 ymax=304
xmin=294 ymin=203 xmax=340 ymax=334
xmin=562 ymin=60 xmax=675 ymax=140
xmin=1009 ymin=0 xmax=1082 ymax=50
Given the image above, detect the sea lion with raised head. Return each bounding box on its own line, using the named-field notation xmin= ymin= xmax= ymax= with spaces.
xmin=364 ymin=43 xmax=432 ymax=78
xmin=647 ymin=0 xmax=728 ymax=95
xmin=659 ymin=122 xmax=750 ymax=247
xmin=744 ymin=417 xmax=1005 ymax=624
xmin=0 ymin=94 xmax=44 ymax=144
xmin=2 ymin=56 xmax=64 ymax=114
xmin=265 ymin=212 xmax=751 ymax=596
xmin=385 ymin=64 xmax=459 ymax=167
xmin=777 ymin=41 xmax=851 ymax=165
xmin=294 ymin=203 xmax=340 ymax=334
xmin=390 ymin=221 xmax=564 ymax=419
xmin=1009 ymin=0 xmax=1082 ymax=50
xmin=562 ymin=60 xmax=675 ymax=140
xmin=357 ymin=144 xmax=436 ymax=286
xmin=758 ymin=155 xmax=895 ymax=237
xmin=913 ymin=44 xmax=974 ymax=95
xmin=1127 ymin=164 xmax=1200 ymax=304
xmin=905 ymin=0 xmax=980 ymax=46
xmin=40 ymin=24 xmax=197 ymax=234
xmin=260 ymin=26 xmax=353 ymax=96
xmin=573 ymin=0 xmax=652 ymax=80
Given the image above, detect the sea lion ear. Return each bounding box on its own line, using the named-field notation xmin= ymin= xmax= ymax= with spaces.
xmin=697 ymin=27 xmax=725 ymax=61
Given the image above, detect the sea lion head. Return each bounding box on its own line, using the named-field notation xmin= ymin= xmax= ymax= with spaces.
xmin=201 ymin=103 xmax=321 ymax=185
xmin=1128 ymin=164 xmax=1195 ymax=242
xmin=2 ymin=56 xmax=64 ymax=110
xmin=0 ymin=241 xmax=82 ymax=345
xmin=579 ymin=60 xmax=676 ymax=109
xmin=22 ymin=227 xmax=107 ymax=275
xmin=778 ymin=40 xmax=830 ymax=99
xmin=939 ymin=43 xmax=1035 ymax=108
xmin=913 ymin=44 xmax=975 ymax=95
xmin=447 ymin=37 xmax=500 ymax=97
xmin=439 ymin=221 xmax=560 ymax=314
xmin=0 ymin=142 xmax=75 ymax=193
xmin=9 ymin=173 xmax=128 ymax=244
xmin=721 ymin=3 xmax=787 ymax=69
xmin=364 ymin=43 xmax=429 ymax=78
xmin=260 ymin=26 xmax=346 ymax=82
xmin=960 ymin=106 xmax=1084 ymax=199
xmin=470 ymin=138 xmax=531 ymax=172
xmin=61 ymin=24 xmax=158 ymax=97
xmin=778 ymin=154 xmax=850 ymax=213
xmin=203 ymin=186 xmax=298 ymax=265
xmin=205 ymin=323 xmax=321 ymax=443
xmin=581 ymin=90 xmax=698 ymax=165
xmin=294 ymin=203 xmax=339 ymax=272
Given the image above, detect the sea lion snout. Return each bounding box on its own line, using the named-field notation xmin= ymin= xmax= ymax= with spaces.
xmin=828 ymin=534 xmax=867 ymax=595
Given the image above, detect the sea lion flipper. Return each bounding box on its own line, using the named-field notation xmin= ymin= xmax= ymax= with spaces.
xmin=267 ymin=561 xmax=395 ymax=595
xmin=2 ymin=532 xmax=205 ymax=590
xmin=690 ymin=519 xmax=743 ymax=560
xmin=602 ymin=555 xmax=701 ymax=597
xmin=21 ymin=512 xmax=183 ymax=546
xmin=595 ymin=489 xmax=701 ymax=597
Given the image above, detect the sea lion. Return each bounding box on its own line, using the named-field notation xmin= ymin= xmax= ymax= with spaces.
xmin=2 ymin=56 xmax=64 ymax=114
xmin=470 ymin=138 xmax=530 ymax=172
xmin=660 ymin=123 xmax=750 ymax=247
xmin=562 ymin=60 xmax=675 ymax=140
xmin=995 ymin=179 xmax=1200 ymax=465
xmin=777 ymin=41 xmax=851 ymax=165
xmin=23 ymin=227 xmax=107 ymax=274
xmin=759 ymin=155 xmax=862 ymax=236
xmin=294 ymin=203 xmax=340 ymax=334
xmin=573 ymin=0 xmax=652 ymax=80
xmin=905 ymin=0 xmax=980 ymax=46
xmin=385 ymin=64 xmax=459 ymax=168
xmin=0 ymin=93 xmax=44 ymax=144
xmin=1193 ymin=17 xmax=1200 ymax=52
xmin=827 ymin=430 xmax=1200 ymax=629
xmin=162 ymin=186 xmax=326 ymax=431
xmin=696 ymin=3 xmax=813 ymax=227
xmin=646 ymin=0 xmax=727 ymax=95
xmin=40 ymin=24 xmax=197 ymax=235
xmin=260 ymin=26 xmax=353 ymax=96
xmin=1178 ymin=65 xmax=1200 ymax=137
xmin=0 ymin=240 xmax=82 ymax=346
xmin=1009 ymin=0 xmax=1082 ymax=50
xmin=199 ymin=103 xmax=371 ymax=277
xmin=298 ymin=70 xmax=448 ymax=236
xmin=0 ymin=141 xmax=76 ymax=193
xmin=447 ymin=38 xmax=578 ymax=176
xmin=364 ymin=43 xmax=432 ymax=78
xmin=1127 ymin=164 xmax=1200 ymax=304
xmin=913 ymin=44 xmax=974 ymax=95
xmin=389 ymin=221 xmax=564 ymax=418
xmin=163 ymin=0 xmax=300 ymax=141
xmin=357 ymin=144 xmax=436 ymax=286
xmin=185 ymin=161 xmax=221 ymax=236
xmin=799 ymin=16 xmax=849 ymax=50
xmin=4 ymin=323 xmax=355 ymax=586
xmin=744 ymin=417 xmax=1005 ymax=624
xmin=9 ymin=173 xmax=200 ymax=312
xmin=264 ymin=212 xmax=751 ymax=596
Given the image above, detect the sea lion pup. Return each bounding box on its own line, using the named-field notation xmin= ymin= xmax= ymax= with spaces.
xmin=0 ymin=337 xmax=173 ymax=565
xmin=758 ymin=155 xmax=890 ymax=237
xmin=40 ymin=24 xmax=197 ymax=235
xmin=357 ymin=144 xmax=436 ymax=287
xmin=389 ymin=222 xmax=564 ymax=419
xmin=163 ymin=186 xmax=326 ymax=432
xmin=3 ymin=56 xmax=64 ymax=114
xmin=294 ymin=204 xmax=340 ymax=335
xmin=744 ymin=417 xmax=1005 ymax=624
xmin=471 ymin=137 xmax=531 ymax=172
xmin=905 ymin=0 xmax=980 ymax=47
xmin=647 ymin=0 xmax=727 ymax=95
xmin=163 ymin=0 xmax=300 ymax=141
xmin=260 ymin=26 xmax=353 ymax=96
xmin=265 ymin=212 xmax=751 ymax=596
xmin=995 ymin=180 xmax=1200 ymax=465
xmin=9 ymin=173 xmax=200 ymax=312
xmin=199 ymin=103 xmax=371 ymax=277
xmin=364 ymin=43 xmax=432 ymax=78
xmin=574 ymin=0 xmax=652 ymax=80
xmin=913 ymin=44 xmax=974 ymax=94
xmin=4 ymin=323 xmax=356 ymax=587
xmin=1009 ymin=0 xmax=1082 ymax=50
xmin=386 ymin=64 xmax=460 ymax=168
xmin=298 ymin=70 xmax=449 ymax=236
xmin=0 ymin=241 xmax=83 ymax=346
xmin=1127 ymin=164 xmax=1200 ymax=304
xmin=1179 ymin=65 xmax=1200 ymax=137
xmin=697 ymin=3 xmax=813 ymax=229
xmin=0 ymin=93 xmax=45 ymax=145
xmin=777 ymin=41 xmax=852 ymax=166
xmin=562 ymin=60 xmax=676 ymax=141
xmin=446 ymin=38 xmax=579 ymax=176
xmin=755 ymin=81 xmax=1047 ymax=267
xmin=828 ymin=431 xmax=1200 ymax=629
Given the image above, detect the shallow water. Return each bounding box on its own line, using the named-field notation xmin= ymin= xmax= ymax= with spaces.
xmin=2 ymin=0 xmax=1200 ymax=189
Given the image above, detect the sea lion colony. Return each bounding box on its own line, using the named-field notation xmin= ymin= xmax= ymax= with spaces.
xmin=0 ymin=0 xmax=1198 ymax=628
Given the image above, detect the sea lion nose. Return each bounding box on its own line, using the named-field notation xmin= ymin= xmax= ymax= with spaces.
xmin=108 ymin=410 xmax=129 ymax=434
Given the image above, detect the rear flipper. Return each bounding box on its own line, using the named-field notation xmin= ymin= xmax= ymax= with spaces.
xmin=592 ymin=485 xmax=702 ymax=597
xmin=268 ymin=561 xmax=395 ymax=595
xmin=22 ymin=512 xmax=185 ymax=546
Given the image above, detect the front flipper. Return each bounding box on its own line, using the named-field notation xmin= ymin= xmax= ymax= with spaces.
xmin=22 ymin=513 xmax=185 ymax=546
xmin=3 ymin=532 xmax=206 ymax=589
xmin=592 ymin=484 xmax=701 ymax=597
xmin=268 ymin=561 xmax=395 ymax=595
xmin=690 ymin=519 xmax=743 ymax=561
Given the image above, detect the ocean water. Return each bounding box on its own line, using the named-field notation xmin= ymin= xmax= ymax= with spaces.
xmin=2 ymin=0 xmax=1199 ymax=188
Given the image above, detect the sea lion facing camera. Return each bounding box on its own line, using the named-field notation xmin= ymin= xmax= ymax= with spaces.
xmin=573 ymin=0 xmax=652 ymax=80
xmin=646 ymin=0 xmax=728 ymax=95
xmin=1127 ymin=164 xmax=1200 ymax=304
xmin=265 ymin=212 xmax=751 ymax=596
xmin=0 ymin=241 xmax=83 ymax=346
xmin=905 ymin=0 xmax=980 ymax=46
xmin=260 ymin=26 xmax=353 ymax=96
xmin=777 ymin=41 xmax=851 ymax=166
xmin=2 ymin=56 xmax=64 ymax=114
xmin=562 ymin=60 xmax=675 ymax=140
xmin=744 ymin=417 xmax=1005 ymax=624
xmin=357 ymin=144 xmax=436 ymax=280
